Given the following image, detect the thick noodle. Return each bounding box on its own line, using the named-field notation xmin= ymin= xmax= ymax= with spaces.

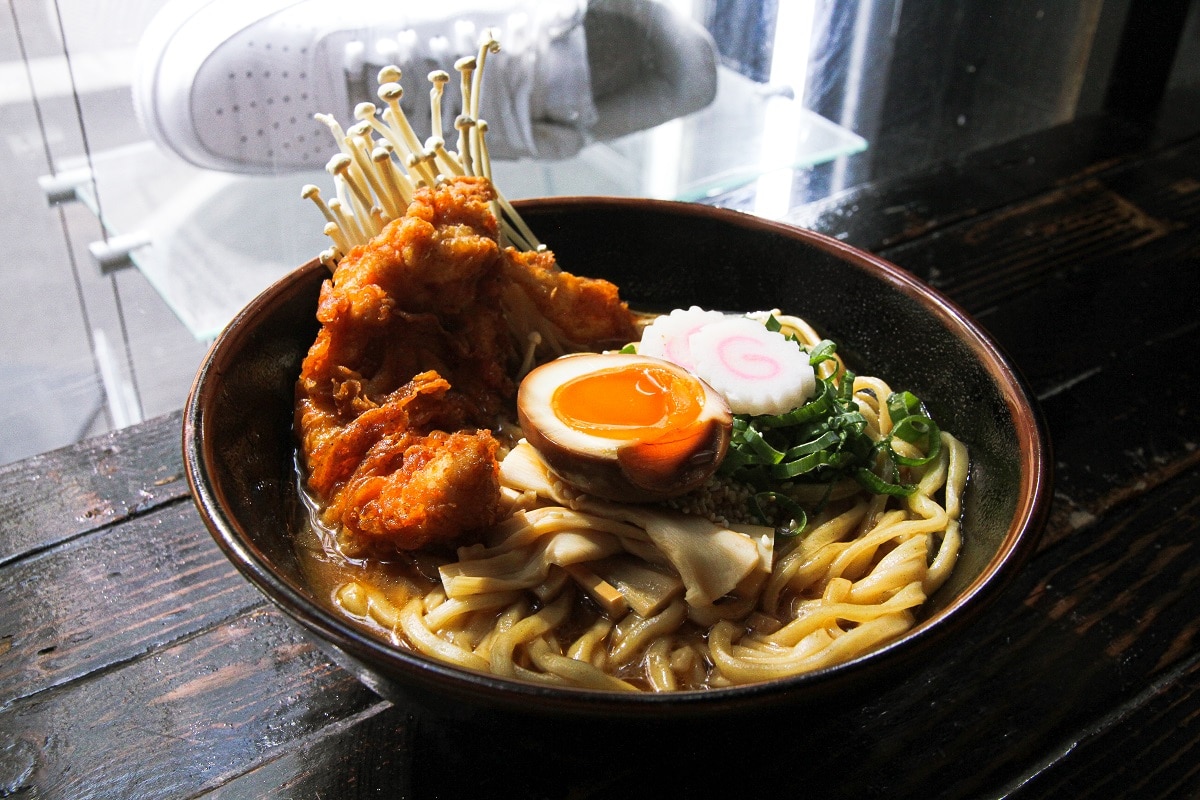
xmin=300 ymin=318 xmax=969 ymax=692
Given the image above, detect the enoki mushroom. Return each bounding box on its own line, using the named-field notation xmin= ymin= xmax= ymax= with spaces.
xmin=301 ymin=28 xmax=541 ymax=270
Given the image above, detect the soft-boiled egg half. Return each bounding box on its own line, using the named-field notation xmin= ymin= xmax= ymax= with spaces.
xmin=516 ymin=353 xmax=733 ymax=502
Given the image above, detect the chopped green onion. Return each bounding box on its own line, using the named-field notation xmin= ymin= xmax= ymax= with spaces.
xmin=712 ymin=334 xmax=944 ymax=529
xmin=881 ymin=390 xmax=941 ymax=466
xmin=754 ymin=392 xmax=833 ymax=428
xmin=750 ymin=492 xmax=809 ymax=537
xmin=784 ymin=430 xmax=843 ymax=459
xmin=738 ymin=424 xmax=787 ymax=465
xmin=807 ymin=339 xmax=839 ymax=367
xmin=771 ymin=450 xmax=838 ymax=479
xmin=889 ymin=414 xmax=941 ymax=467
xmin=853 ymin=467 xmax=917 ymax=497
xmin=887 ymin=390 xmax=924 ymax=420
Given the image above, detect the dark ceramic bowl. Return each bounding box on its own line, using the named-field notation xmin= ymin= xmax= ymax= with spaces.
xmin=183 ymin=197 xmax=1051 ymax=729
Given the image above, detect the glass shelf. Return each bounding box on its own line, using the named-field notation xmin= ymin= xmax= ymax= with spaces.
xmin=65 ymin=66 xmax=865 ymax=341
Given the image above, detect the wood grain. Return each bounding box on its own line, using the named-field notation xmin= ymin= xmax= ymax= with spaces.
xmin=0 ymin=499 xmax=260 ymax=705
xmin=3 ymin=114 xmax=1200 ymax=798
xmin=0 ymin=411 xmax=189 ymax=566
xmin=0 ymin=608 xmax=381 ymax=798
xmin=879 ymin=140 xmax=1200 ymax=551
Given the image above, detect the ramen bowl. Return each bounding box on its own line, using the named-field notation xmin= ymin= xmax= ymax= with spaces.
xmin=183 ymin=197 xmax=1051 ymax=731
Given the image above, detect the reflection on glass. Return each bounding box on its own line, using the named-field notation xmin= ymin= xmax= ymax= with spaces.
xmin=63 ymin=0 xmax=864 ymax=341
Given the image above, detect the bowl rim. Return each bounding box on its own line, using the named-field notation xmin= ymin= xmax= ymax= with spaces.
xmin=183 ymin=196 xmax=1053 ymax=715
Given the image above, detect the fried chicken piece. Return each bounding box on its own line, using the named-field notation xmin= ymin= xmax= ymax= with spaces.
xmin=302 ymin=371 xmax=471 ymax=498
xmin=306 ymin=371 xmax=501 ymax=552
xmin=332 ymin=427 xmax=500 ymax=553
xmin=297 ymin=180 xmax=512 ymax=552
xmin=502 ymin=246 xmax=640 ymax=352
xmin=296 ymin=176 xmax=637 ymax=552
xmin=297 ymin=176 xmax=514 ymax=428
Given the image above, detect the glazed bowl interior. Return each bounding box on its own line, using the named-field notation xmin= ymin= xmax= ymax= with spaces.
xmin=184 ymin=197 xmax=1051 ymax=725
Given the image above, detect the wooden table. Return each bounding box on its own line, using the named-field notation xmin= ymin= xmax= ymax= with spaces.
xmin=3 ymin=106 xmax=1200 ymax=798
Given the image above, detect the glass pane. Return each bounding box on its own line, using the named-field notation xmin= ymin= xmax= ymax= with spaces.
xmin=1 ymin=0 xmax=1190 ymax=463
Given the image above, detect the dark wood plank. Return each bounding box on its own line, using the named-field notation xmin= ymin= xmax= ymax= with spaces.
xmin=882 ymin=136 xmax=1200 ymax=315
xmin=0 ymin=411 xmax=188 ymax=565
xmin=2 ymin=105 xmax=1197 ymax=800
xmin=0 ymin=499 xmax=261 ymax=705
xmin=15 ymin=463 xmax=1195 ymax=799
xmin=386 ymin=465 xmax=1200 ymax=799
xmin=781 ymin=115 xmax=1158 ymax=250
xmin=760 ymin=102 xmax=1200 ymax=259
xmin=876 ymin=137 xmax=1200 ymax=547
xmin=0 ymin=607 xmax=383 ymax=799
xmin=205 ymin=704 xmax=414 ymax=799
xmin=1011 ymin=657 xmax=1200 ymax=799
xmin=137 ymin=462 xmax=1200 ymax=800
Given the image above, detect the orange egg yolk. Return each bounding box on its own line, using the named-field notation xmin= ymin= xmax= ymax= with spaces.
xmin=551 ymin=364 xmax=705 ymax=441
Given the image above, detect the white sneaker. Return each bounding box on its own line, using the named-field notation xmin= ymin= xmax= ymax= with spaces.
xmin=133 ymin=0 xmax=718 ymax=174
